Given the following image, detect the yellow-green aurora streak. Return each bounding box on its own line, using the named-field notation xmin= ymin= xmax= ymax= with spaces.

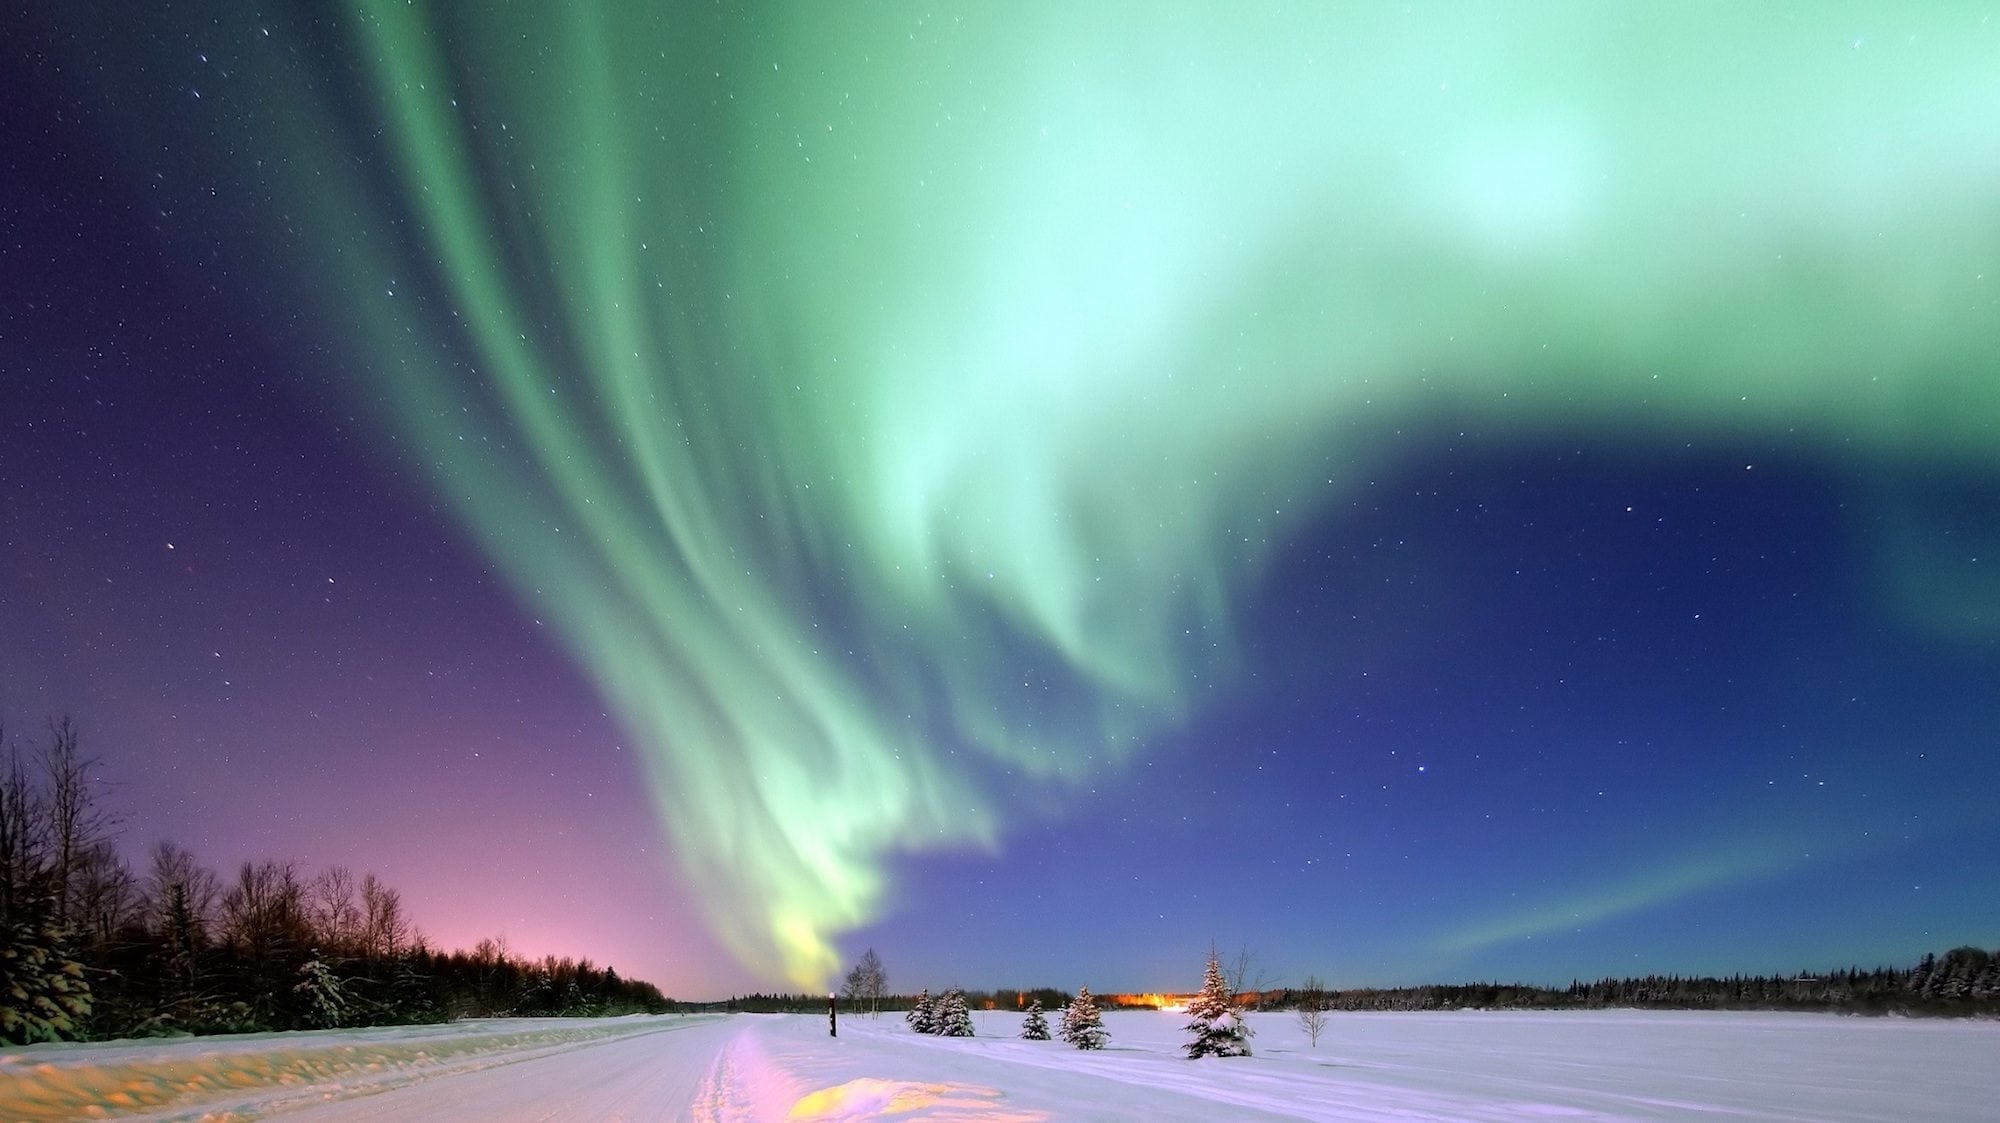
xmin=1436 ymin=840 xmax=1806 ymax=959
xmin=238 ymin=2 xmax=1996 ymax=985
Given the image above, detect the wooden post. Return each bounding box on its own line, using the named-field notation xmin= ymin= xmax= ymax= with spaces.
xmin=829 ymin=992 xmax=837 ymax=1037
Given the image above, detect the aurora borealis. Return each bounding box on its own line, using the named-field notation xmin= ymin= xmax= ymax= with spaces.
xmin=5 ymin=2 xmax=1997 ymax=996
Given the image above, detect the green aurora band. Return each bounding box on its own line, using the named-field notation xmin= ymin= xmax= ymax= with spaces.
xmin=188 ymin=2 xmax=1997 ymax=985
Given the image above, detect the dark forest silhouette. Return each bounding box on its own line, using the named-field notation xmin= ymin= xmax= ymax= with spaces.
xmin=1 ymin=718 xmax=668 ymax=1044
xmin=1247 ymin=950 xmax=1999 ymax=1015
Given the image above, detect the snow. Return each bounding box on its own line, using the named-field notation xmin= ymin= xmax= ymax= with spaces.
xmin=2 ymin=1008 xmax=1994 ymax=1120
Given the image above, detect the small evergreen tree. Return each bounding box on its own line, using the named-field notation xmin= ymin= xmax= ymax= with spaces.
xmin=1020 ymin=998 xmax=1051 ymax=1040
xmin=294 ymin=950 xmax=348 ymax=1029
xmin=1184 ymin=947 xmax=1252 ymax=1057
xmin=905 ymin=987 xmax=936 ymax=1034
xmin=935 ymin=988 xmax=974 ymax=1036
xmin=1058 ymin=985 xmax=1107 ymax=1050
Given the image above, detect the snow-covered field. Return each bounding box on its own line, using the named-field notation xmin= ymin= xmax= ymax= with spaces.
xmin=2 ymin=1008 xmax=1994 ymax=1121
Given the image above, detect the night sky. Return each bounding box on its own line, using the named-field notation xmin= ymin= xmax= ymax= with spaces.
xmin=5 ymin=2 xmax=1997 ymax=999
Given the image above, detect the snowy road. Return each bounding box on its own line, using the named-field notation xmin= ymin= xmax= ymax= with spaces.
xmin=3 ymin=1009 xmax=1995 ymax=1121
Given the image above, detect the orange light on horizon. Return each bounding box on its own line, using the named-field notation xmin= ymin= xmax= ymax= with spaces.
xmin=1105 ymin=992 xmax=1185 ymax=1010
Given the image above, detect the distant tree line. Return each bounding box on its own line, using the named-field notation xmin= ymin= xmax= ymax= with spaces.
xmin=724 ymin=951 xmax=2000 ymax=1023
xmin=1 ymin=717 xmax=670 ymax=1046
xmin=711 ymin=985 xmax=1074 ymax=1015
xmin=1256 ymin=951 xmax=2000 ymax=1015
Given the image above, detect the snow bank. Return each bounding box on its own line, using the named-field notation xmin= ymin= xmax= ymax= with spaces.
xmin=0 ymin=1015 xmax=712 ymax=1121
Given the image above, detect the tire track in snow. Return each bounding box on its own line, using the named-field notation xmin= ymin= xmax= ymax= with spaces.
xmin=689 ymin=1026 xmax=800 ymax=1122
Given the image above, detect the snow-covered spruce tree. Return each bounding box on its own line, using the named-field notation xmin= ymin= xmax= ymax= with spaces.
xmin=294 ymin=950 xmax=348 ymax=1029
xmin=1058 ymin=986 xmax=1108 ymax=1050
xmin=935 ymin=988 xmax=975 ymax=1036
xmin=1184 ymin=947 xmax=1252 ymax=1057
xmin=0 ymin=914 xmax=93 ymax=1046
xmin=1020 ymin=998 xmax=1051 ymax=1040
xmin=905 ymin=988 xmax=937 ymax=1034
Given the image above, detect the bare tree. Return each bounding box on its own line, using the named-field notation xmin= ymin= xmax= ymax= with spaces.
xmin=146 ymin=841 xmax=220 ymax=1006
xmin=1294 ymin=974 xmax=1330 ymax=1048
xmin=1227 ymin=946 xmax=1280 ymax=1011
xmin=472 ymin=933 xmax=511 ymax=965
xmin=144 ymin=842 xmax=219 ymax=942
xmin=220 ymin=860 xmax=308 ymax=964
xmin=359 ymin=873 xmax=409 ymax=958
xmin=71 ymin=840 xmax=139 ymax=949
xmin=0 ymin=718 xmax=121 ymax=935
xmin=42 ymin=717 xmax=117 ymax=928
xmin=841 ymin=948 xmax=888 ymax=1015
xmin=218 ymin=858 xmax=314 ymax=1023
xmin=0 ymin=725 xmax=46 ymax=927
xmin=308 ymin=866 xmax=362 ymax=954
xmin=470 ymin=934 xmax=514 ymax=1015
